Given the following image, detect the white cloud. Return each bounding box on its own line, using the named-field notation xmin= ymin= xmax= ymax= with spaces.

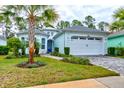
xmin=54 ymin=5 xmax=124 ymax=24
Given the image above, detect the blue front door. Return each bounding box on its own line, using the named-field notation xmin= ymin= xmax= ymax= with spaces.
xmin=47 ymin=40 xmax=52 ymax=53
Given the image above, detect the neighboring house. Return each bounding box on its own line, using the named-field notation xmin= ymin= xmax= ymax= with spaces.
xmin=0 ymin=35 xmax=7 ymax=46
xmin=107 ymin=31 xmax=124 ymax=48
xmin=53 ymin=26 xmax=109 ymax=55
xmin=16 ymin=26 xmax=109 ymax=55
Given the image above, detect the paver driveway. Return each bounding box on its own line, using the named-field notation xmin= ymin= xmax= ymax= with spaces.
xmin=87 ymin=56 xmax=124 ymax=76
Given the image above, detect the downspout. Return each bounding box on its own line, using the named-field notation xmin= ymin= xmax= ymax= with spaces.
xmin=64 ymin=31 xmax=65 ymax=48
xmin=64 ymin=31 xmax=65 ymax=54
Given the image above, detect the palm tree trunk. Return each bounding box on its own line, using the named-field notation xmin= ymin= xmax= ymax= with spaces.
xmin=28 ymin=15 xmax=35 ymax=64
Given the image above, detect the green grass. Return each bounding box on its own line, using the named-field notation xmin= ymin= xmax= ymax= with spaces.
xmin=0 ymin=56 xmax=119 ymax=88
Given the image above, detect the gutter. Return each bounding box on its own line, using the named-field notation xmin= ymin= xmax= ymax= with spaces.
xmin=108 ymin=34 xmax=124 ymax=39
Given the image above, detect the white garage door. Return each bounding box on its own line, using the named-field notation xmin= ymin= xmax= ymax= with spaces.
xmin=70 ymin=36 xmax=103 ymax=55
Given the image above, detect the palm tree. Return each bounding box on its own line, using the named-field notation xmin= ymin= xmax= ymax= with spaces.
xmin=14 ymin=16 xmax=27 ymax=30
xmin=71 ymin=19 xmax=83 ymax=26
xmin=109 ymin=7 xmax=124 ymax=32
xmin=98 ymin=21 xmax=109 ymax=31
xmin=0 ymin=8 xmax=15 ymax=38
xmin=3 ymin=5 xmax=59 ymax=64
xmin=113 ymin=8 xmax=124 ymax=20
xmin=83 ymin=15 xmax=96 ymax=29
xmin=110 ymin=21 xmax=124 ymax=32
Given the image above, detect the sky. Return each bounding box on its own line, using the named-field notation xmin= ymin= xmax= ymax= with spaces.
xmin=54 ymin=5 xmax=124 ymax=24
xmin=0 ymin=5 xmax=124 ymax=35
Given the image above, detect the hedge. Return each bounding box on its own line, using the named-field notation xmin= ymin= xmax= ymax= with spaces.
xmin=108 ymin=47 xmax=124 ymax=56
xmin=108 ymin=47 xmax=116 ymax=56
xmin=54 ymin=47 xmax=59 ymax=53
xmin=64 ymin=47 xmax=70 ymax=55
xmin=62 ymin=56 xmax=91 ymax=65
xmin=0 ymin=46 xmax=9 ymax=55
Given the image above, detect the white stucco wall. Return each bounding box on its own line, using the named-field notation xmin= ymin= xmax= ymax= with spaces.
xmin=54 ymin=33 xmax=65 ymax=54
xmin=0 ymin=39 xmax=7 ymax=46
xmin=16 ymin=34 xmax=48 ymax=54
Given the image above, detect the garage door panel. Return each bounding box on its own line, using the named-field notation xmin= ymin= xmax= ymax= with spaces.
xmin=70 ymin=40 xmax=103 ymax=55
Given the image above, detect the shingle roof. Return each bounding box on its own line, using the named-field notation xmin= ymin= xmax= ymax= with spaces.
xmin=53 ymin=26 xmax=109 ymax=39
xmin=16 ymin=29 xmax=49 ymax=36
xmin=61 ymin=26 xmax=109 ymax=33
xmin=41 ymin=29 xmax=61 ymax=32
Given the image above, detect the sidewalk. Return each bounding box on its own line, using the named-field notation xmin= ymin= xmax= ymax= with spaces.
xmin=42 ymin=54 xmax=63 ymax=60
xmin=31 ymin=76 xmax=124 ymax=88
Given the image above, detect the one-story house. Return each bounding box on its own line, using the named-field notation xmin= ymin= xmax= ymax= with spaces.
xmin=107 ymin=31 xmax=124 ymax=48
xmin=0 ymin=35 xmax=7 ymax=46
xmin=16 ymin=26 xmax=109 ymax=55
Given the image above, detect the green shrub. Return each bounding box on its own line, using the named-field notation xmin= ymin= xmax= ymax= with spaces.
xmin=0 ymin=46 xmax=9 ymax=55
xmin=116 ymin=47 xmax=124 ymax=56
xmin=5 ymin=54 xmax=16 ymax=59
xmin=62 ymin=56 xmax=91 ymax=65
xmin=7 ymin=37 xmax=21 ymax=57
xmin=108 ymin=47 xmax=124 ymax=56
xmin=20 ymin=41 xmax=26 ymax=56
xmin=64 ymin=47 xmax=70 ymax=55
xmin=51 ymin=52 xmax=72 ymax=57
xmin=108 ymin=47 xmax=116 ymax=56
xmin=22 ymin=47 xmax=25 ymax=55
xmin=34 ymin=41 xmax=40 ymax=55
xmin=54 ymin=47 xmax=59 ymax=53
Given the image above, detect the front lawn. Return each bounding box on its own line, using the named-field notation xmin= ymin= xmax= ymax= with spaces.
xmin=0 ymin=56 xmax=119 ymax=88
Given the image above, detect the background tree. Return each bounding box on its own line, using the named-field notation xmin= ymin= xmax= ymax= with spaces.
xmin=3 ymin=5 xmax=59 ymax=64
xmin=56 ymin=20 xmax=70 ymax=29
xmin=71 ymin=19 xmax=83 ymax=26
xmin=98 ymin=21 xmax=109 ymax=31
xmin=83 ymin=15 xmax=96 ymax=29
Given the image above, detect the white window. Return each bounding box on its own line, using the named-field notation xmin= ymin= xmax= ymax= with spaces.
xmin=88 ymin=37 xmax=94 ymax=40
xmin=79 ymin=36 xmax=86 ymax=40
xmin=21 ymin=37 xmax=25 ymax=41
xmin=71 ymin=36 xmax=78 ymax=39
xmin=95 ymin=37 xmax=102 ymax=40
xmin=41 ymin=38 xmax=45 ymax=49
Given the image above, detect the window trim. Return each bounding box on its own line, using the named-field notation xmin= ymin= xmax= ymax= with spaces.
xmin=41 ymin=38 xmax=45 ymax=49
